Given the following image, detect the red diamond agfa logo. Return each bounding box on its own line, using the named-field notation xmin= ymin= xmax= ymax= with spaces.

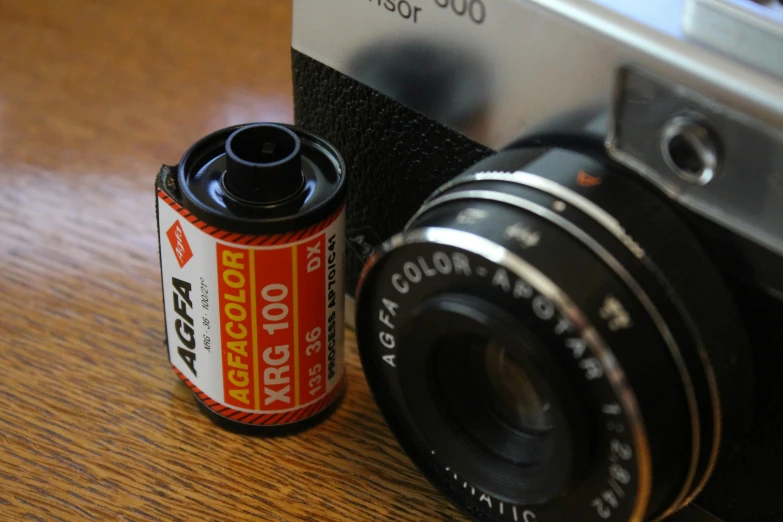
xmin=166 ymin=220 xmax=193 ymax=268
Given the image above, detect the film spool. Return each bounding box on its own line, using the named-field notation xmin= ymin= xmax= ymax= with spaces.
xmin=156 ymin=123 xmax=347 ymax=435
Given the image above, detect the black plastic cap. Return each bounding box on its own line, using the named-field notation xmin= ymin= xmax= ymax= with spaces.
xmin=223 ymin=124 xmax=304 ymax=204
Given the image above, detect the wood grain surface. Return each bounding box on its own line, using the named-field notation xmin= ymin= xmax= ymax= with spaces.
xmin=0 ymin=1 xmax=466 ymax=520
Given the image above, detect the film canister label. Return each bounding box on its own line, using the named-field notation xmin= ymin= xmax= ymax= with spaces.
xmin=157 ymin=189 xmax=345 ymax=427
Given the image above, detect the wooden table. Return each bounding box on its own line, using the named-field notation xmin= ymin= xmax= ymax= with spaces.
xmin=0 ymin=1 xmax=465 ymax=520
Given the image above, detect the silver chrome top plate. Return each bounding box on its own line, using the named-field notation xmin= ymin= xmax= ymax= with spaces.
xmin=684 ymin=0 xmax=783 ymax=80
xmin=293 ymin=0 xmax=783 ymax=274
xmin=292 ymin=0 xmax=783 ymax=150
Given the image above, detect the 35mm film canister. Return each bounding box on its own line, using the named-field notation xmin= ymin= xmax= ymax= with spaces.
xmin=156 ymin=123 xmax=346 ymax=434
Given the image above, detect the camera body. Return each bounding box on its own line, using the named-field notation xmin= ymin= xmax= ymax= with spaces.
xmin=292 ymin=1 xmax=783 ymax=521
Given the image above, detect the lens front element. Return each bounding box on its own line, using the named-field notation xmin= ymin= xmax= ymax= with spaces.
xmin=397 ymin=295 xmax=583 ymax=506
xmin=481 ymin=339 xmax=556 ymax=434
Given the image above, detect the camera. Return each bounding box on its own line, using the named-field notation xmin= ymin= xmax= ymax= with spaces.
xmin=291 ymin=1 xmax=783 ymax=521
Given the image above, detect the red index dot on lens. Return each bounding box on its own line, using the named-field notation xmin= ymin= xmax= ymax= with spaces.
xmin=577 ymin=170 xmax=603 ymax=187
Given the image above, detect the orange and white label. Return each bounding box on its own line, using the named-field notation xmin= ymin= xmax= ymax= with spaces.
xmin=157 ymin=189 xmax=345 ymax=426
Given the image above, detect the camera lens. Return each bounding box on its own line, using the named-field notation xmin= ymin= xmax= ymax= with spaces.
xmin=433 ymin=335 xmax=564 ymax=473
xmin=393 ymin=292 xmax=582 ymax=506
xmin=436 ymin=334 xmax=557 ymax=437
xmin=482 ymin=339 xmax=555 ymax=433
xmin=356 ymin=141 xmax=751 ymax=521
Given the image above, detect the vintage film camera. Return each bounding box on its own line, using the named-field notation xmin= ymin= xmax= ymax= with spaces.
xmin=292 ymin=1 xmax=783 ymax=521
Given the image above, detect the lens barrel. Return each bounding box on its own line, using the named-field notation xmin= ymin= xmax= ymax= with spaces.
xmin=356 ymin=142 xmax=751 ymax=521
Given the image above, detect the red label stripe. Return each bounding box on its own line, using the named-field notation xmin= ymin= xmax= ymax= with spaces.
xmin=157 ymin=188 xmax=342 ymax=245
xmin=171 ymin=365 xmax=344 ymax=426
